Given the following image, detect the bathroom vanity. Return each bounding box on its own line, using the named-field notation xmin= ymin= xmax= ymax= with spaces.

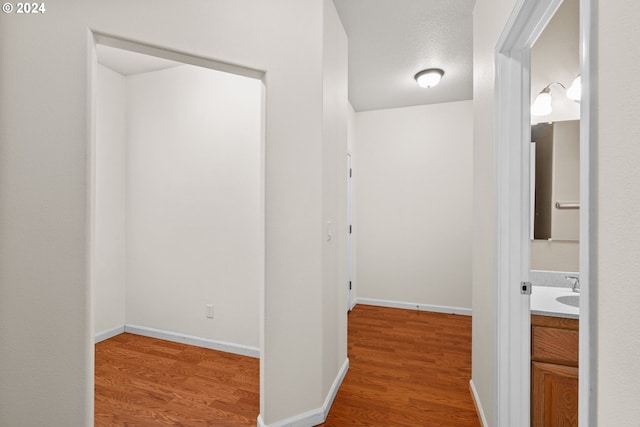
xmin=531 ymin=286 xmax=579 ymax=427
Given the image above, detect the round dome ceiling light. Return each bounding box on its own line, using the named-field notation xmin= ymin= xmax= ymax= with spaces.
xmin=414 ymin=68 xmax=444 ymax=88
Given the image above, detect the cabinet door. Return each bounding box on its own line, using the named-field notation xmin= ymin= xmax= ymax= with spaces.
xmin=532 ymin=361 xmax=578 ymax=427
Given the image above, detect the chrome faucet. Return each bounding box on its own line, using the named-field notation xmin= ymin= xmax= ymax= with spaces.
xmin=565 ymin=275 xmax=580 ymax=293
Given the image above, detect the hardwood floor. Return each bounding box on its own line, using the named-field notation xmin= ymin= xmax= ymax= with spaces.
xmin=95 ymin=305 xmax=479 ymax=426
xmin=321 ymin=305 xmax=480 ymax=427
xmin=94 ymin=333 xmax=259 ymax=426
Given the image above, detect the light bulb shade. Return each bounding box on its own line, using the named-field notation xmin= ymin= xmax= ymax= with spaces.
xmin=531 ymin=88 xmax=552 ymax=116
xmin=414 ymin=68 xmax=444 ymax=88
xmin=566 ymin=75 xmax=581 ymax=101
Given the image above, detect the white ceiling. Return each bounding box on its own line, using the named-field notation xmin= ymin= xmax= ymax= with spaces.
xmin=95 ymin=2 xmax=576 ymax=116
xmin=333 ymin=0 xmax=475 ymax=112
xmin=96 ymin=44 xmax=181 ymax=76
xmin=98 ymin=2 xmax=477 ymax=112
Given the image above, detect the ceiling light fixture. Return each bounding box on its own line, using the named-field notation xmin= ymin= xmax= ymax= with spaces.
xmin=414 ymin=68 xmax=444 ymax=88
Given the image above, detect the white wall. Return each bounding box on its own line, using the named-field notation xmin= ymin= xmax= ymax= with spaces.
xmin=321 ymin=0 xmax=349 ymax=400
xmin=124 ymin=65 xmax=261 ymax=349
xmin=472 ymin=0 xmax=519 ymax=424
xmin=0 ymin=10 xmax=94 ymax=424
xmin=0 ymin=2 xmax=347 ymax=425
xmin=94 ymin=64 xmax=127 ymax=335
xmin=597 ymin=0 xmax=640 ymax=422
xmin=530 ymin=240 xmax=579 ymax=272
xmin=353 ymin=101 xmax=473 ymax=309
xmin=347 ymin=104 xmax=356 ymax=163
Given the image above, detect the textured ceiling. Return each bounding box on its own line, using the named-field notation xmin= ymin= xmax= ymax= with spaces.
xmin=333 ymin=0 xmax=475 ymax=112
xmin=98 ymin=2 xmax=475 ymax=110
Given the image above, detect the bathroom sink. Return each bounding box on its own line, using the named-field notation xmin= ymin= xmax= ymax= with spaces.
xmin=556 ymin=294 xmax=580 ymax=308
xmin=531 ymin=286 xmax=579 ymax=317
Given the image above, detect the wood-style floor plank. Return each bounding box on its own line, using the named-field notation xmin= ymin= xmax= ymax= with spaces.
xmin=321 ymin=305 xmax=480 ymax=427
xmin=95 ymin=305 xmax=479 ymax=426
xmin=94 ymin=333 xmax=259 ymax=426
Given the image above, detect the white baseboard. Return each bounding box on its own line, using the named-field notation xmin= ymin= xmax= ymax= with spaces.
xmin=469 ymin=379 xmax=489 ymax=427
xmin=321 ymin=358 xmax=349 ymax=419
xmin=95 ymin=325 xmax=125 ymax=343
xmin=355 ymin=297 xmax=472 ymax=316
xmin=122 ymin=324 xmax=260 ymax=358
xmin=256 ymin=358 xmax=349 ymax=427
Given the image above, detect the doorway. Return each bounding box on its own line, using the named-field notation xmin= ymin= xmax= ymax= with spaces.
xmin=90 ymin=34 xmax=265 ymax=424
xmin=494 ymin=0 xmax=595 ymax=425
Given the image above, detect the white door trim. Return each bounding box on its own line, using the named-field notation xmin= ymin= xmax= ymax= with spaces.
xmin=578 ymin=0 xmax=597 ymax=424
xmin=494 ymin=1 xmax=562 ymax=426
xmin=495 ymin=0 xmax=596 ymax=426
xmin=347 ymin=152 xmax=353 ymax=311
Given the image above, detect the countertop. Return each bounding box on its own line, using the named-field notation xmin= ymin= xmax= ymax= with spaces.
xmin=531 ymin=285 xmax=579 ymax=319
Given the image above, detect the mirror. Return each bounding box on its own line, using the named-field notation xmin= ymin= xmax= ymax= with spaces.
xmin=531 ymin=119 xmax=579 ymax=241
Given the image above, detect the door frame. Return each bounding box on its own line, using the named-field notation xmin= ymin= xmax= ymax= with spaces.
xmin=346 ymin=152 xmax=353 ymax=311
xmin=494 ymin=0 xmax=596 ymax=425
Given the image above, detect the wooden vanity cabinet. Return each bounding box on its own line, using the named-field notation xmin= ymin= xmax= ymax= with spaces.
xmin=531 ymin=315 xmax=579 ymax=427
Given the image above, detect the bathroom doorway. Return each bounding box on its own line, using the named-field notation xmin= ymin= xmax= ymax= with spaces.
xmin=528 ymin=1 xmax=582 ymax=425
xmin=494 ymin=0 xmax=594 ymax=425
xmin=90 ymin=35 xmax=265 ymax=424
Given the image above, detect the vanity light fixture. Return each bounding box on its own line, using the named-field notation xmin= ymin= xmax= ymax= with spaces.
xmin=566 ymin=75 xmax=582 ymax=102
xmin=531 ymin=86 xmax=554 ymax=116
xmin=532 ymin=76 xmax=582 ymax=116
xmin=531 ymin=82 xmax=566 ymax=116
xmin=414 ymin=68 xmax=444 ymax=88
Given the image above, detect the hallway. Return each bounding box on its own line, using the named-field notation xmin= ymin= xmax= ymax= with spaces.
xmin=95 ymin=305 xmax=478 ymax=426
xmin=323 ymin=305 xmax=479 ymax=426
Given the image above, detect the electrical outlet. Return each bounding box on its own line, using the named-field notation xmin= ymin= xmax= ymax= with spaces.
xmin=206 ymin=304 xmax=214 ymax=319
